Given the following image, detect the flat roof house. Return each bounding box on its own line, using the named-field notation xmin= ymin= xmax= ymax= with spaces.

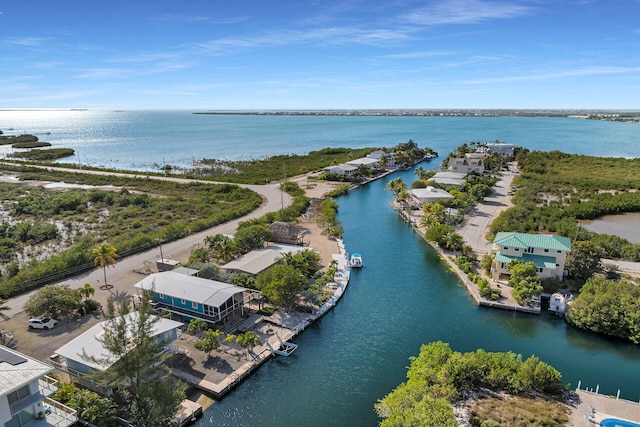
xmin=324 ymin=164 xmax=358 ymax=176
xmin=1 ymin=346 xmax=77 ymax=427
xmin=222 ymin=244 xmax=307 ymax=276
xmin=409 ymin=186 xmax=455 ymax=204
xmin=491 ymin=232 xmax=572 ymax=281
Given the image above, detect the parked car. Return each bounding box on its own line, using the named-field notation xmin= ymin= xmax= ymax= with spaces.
xmin=28 ymin=316 xmax=58 ymax=330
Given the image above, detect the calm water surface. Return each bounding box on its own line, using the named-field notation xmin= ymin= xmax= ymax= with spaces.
xmin=2 ymin=110 xmax=640 ymax=170
xmin=581 ymin=212 xmax=640 ymax=243
xmin=197 ymin=168 xmax=640 ymax=427
xmin=2 ymin=111 xmax=639 ymax=425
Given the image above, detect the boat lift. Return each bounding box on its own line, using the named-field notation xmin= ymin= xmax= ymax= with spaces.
xmin=266 ymin=332 xmax=298 ymax=357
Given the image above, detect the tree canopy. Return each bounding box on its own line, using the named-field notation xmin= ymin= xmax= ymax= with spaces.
xmin=256 ymin=264 xmax=306 ymax=308
xmin=567 ymin=276 xmax=640 ymax=344
xmin=508 ymin=261 xmax=543 ymax=305
xmin=86 ymin=293 xmax=186 ymax=427
xmin=24 ymin=283 xmax=82 ymax=319
xmin=376 ymin=342 xmax=566 ymax=427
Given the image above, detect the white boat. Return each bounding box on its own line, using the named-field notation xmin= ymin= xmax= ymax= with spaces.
xmin=350 ymin=253 xmax=364 ymax=268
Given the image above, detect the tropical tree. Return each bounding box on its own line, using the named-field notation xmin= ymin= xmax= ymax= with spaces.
xmin=85 ymin=292 xmax=185 ymax=427
xmin=91 ymin=242 xmax=118 ymax=289
xmin=280 ymin=249 xmax=321 ymax=278
xmin=186 ymin=318 xmax=208 ymax=338
xmin=0 ymin=298 xmax=10 ymax=321
xmin=508 ymin=261 xmax=543 ymax=305
xmin=205 ymin=234 xmax=239 ymax=263
xmin=78 ymin=283 xmax=95 ymax=302
xmin=386 ymin=177 xmax=408 ymax=201
xmin=194 ymin=329 xmax=223 ymax=355
xmin=565 ymin=240 xmax=604 ymax=287
xmin=233 ymin=224 xmax=273 ymax=252
xmin=24 ymin=284 xmax=82 ymax=319
xmin=256 ymin=264 xmax=306 ymax=309
xmin=356 ymin=164 xmax=372 ymax=179
xmin=188 ymin=247 xmax=210 ymax=264
xmin=236 ymin=330 xmax=262 ymax=359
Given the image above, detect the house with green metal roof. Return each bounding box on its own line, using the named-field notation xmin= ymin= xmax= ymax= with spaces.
xmin=490 ymin=232 xmax=572 ymax=280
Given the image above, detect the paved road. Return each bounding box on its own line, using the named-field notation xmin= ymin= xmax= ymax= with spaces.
xmin=457 ymin=166 xmax=518 ymax=255
xmin=2 ymin=164 xmax=292 ymax=314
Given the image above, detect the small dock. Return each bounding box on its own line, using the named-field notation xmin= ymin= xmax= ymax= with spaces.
xmin=168 ymin=239 xmax=352 ymax=398
xmin=174 ymin=399 xmax=202 ymax=426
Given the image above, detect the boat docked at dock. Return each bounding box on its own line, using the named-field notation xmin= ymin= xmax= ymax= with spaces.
xmin=349 ymin=253 xmax=364 ymax=268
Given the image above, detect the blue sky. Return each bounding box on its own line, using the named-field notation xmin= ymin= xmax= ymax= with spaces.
xmin=1 ymin=0 xmax=639 ymax=109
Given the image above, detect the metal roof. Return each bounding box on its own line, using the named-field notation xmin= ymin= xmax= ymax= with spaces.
xmin=494 ymin=232 xmax=571 ymax=251
xmin=135 ymin=271 xmax=249 ymax=307
xmin=0 ymin=345 xmax=53 ymax=396
xmin=495 ymin=252 xmax=558 ymax=269
xmin=54 ymin=312 xmax=183 ymax=371
xmin=222 ymin=244 xmax=306 ymax=275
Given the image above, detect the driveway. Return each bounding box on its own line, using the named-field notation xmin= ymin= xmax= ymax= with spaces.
xmin=457 ymin=165 xmax=518 ymax=255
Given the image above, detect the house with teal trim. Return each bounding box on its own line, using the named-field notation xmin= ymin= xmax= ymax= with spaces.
xmin=491 ymin=232 xmax=572 ymax=281
xmin=134 ymin=271 xmax=255 ymax=324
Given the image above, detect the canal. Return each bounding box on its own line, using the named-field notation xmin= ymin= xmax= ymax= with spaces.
xmin=198 ymin=166 xmax=640 ymax=426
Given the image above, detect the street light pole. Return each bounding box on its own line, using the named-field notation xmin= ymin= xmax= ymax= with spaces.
xmin=156 ymin=238 xmax=165 ymax=271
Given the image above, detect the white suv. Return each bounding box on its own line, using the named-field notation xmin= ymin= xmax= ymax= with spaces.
xmin=28 ymin=316 xmax=58 ymax=330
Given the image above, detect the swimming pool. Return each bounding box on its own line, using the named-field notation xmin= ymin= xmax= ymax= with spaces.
xmin=600 ymin=418 xmax=640 ymax=427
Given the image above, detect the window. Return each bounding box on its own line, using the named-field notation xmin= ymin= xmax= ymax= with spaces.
xmin=159 ymin=293 xmax=164 ymax=299
xmin=557 ymin=250 xmax=562 ymax=253
xmin=538 ymin=268 xmax=543 ymax=273
xmin=544 ymin=248 xmax=549 ymax=253
xmin=503 ymin=246 xmax=509 ymax=250
xmin=8 ymin=385 xmax=31 ymax=404
xmin=514 ymin=248 xmax=520 ymax=251
xmin=180 ymin=299 xmax=186 ymax=305
xmin=192 ymin=301 xmax=198 ymax=309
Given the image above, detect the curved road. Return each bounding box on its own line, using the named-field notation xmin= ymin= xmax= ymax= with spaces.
xmin=3 ymin=164 xmax=292 ymax=314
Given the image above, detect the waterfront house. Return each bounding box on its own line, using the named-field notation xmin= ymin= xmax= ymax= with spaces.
xmin=490 ymin=232 xmax=572 ymax=281
xmin=222 ymin=244 xmax=307 ymax=276
xmin=409 ymin=186 xmax=454 ymax=205
xmin=366 ymin=150 xmax=395 ymax=168
xmin=134 ymin=271 xmax=255 ymax=324
xmin=428 ymin=171 xmax=467 ymax=188
xmin=346 ymin=157 xmax=380 ymax=170
xmin=1 ymin=346 xmax=77 ymax=427
xmin=485 ymin=143 xmax=516 ymax=158
xmin=323 ymin=164 xmax=358 ymax=176
xmin=447 ymin=156 xmax=485 ymax=174
xmin=52 ymin=312 xmax=182 ymax=394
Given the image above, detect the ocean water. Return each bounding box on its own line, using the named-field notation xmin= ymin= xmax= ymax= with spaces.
xmin=1 ymin=110 xmax=639 ymax=171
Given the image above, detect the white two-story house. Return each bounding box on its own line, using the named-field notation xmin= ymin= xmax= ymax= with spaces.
xmin=1 ymin=346 xmax=77 ymax=427
xmin=491 ymin=232 xmax=572 ymax=281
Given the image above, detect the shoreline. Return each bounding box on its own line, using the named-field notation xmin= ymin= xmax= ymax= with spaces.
xmin=391 ymin=164 xmax=542 ymax=315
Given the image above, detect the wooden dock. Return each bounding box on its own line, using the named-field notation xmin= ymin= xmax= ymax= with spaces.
xmin=169 ymin=240 xmax=352 ymax=399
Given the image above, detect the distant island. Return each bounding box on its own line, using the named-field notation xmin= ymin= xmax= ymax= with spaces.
xmin=193 ymin=109 xmax=640 ymax=121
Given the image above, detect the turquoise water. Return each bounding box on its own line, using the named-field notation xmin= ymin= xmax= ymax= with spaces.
xmin=2 ymin=111 xmax=640 ymax=424
xmin=195 ymin=167 xmax=640 ymax=426
xmin=1 ymin=110 xmax=639 ymax=171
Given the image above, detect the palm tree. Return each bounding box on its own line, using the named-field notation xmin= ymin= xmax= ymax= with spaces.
xmin=0 ymin=298 xmax=11 ymax=321
xmin=236 ymin=331 xmax=261 ymax=359
xmin=79 ymin=283 xmax=95 ymax=302
xmin=92 ymin=243 xmax=118 ymax=289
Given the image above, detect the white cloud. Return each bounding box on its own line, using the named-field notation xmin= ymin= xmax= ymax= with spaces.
xmin=403 ymin=0 xmax=534 ymax=26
